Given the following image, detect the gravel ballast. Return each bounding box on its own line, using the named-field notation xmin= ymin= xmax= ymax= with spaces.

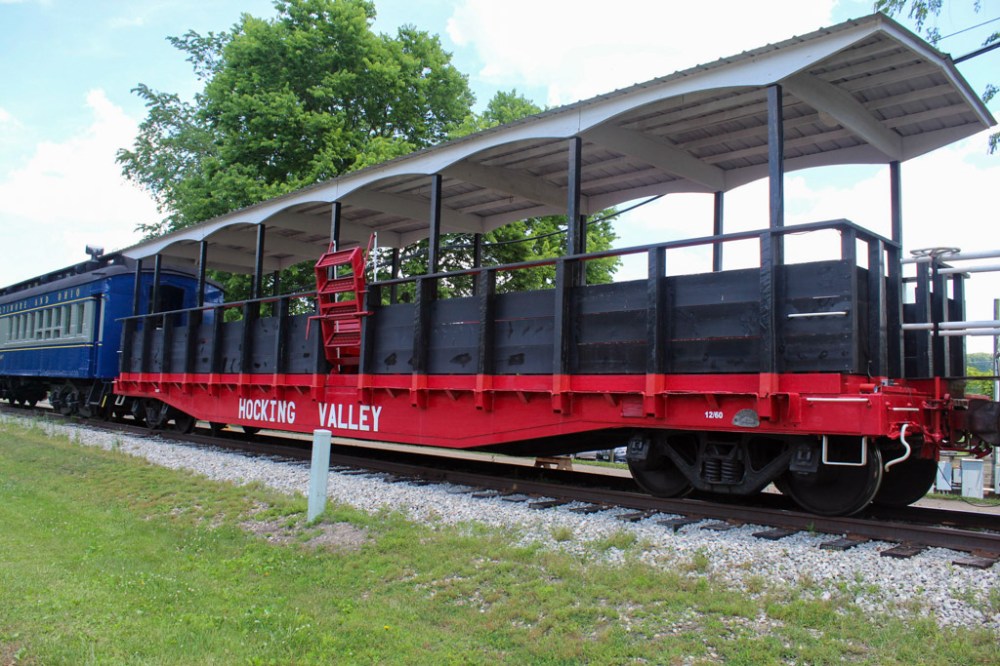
xmin=7 ymin=414 xmax=998 ymax=634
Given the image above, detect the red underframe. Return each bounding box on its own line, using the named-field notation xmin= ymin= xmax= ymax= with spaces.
xmin=115 ymin=371 xmax=952 ymax=455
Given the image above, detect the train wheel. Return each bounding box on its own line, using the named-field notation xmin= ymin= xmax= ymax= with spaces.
xmin=55 ymin=385 xmax=79 ymax=416
xmin=873 ymin=458 xmax=937 ymax=507
xmin=143 ymin=399 xmax=170 ymax=430
xmin=209 ymin=422 xmax=227 ymax=435
xmin=241 ymin=426 xmax=262 ymax=436
xmin=780 ymin=439 xmax=883 ymax=516
xmin=172 ymin=412 xmax=196 ymax=434
xmin=627 ymin=433 xmax=693 ymax=498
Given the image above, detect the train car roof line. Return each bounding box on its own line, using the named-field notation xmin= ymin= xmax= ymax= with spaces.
xmin=117 ymin=11 xmax=995 ymax=275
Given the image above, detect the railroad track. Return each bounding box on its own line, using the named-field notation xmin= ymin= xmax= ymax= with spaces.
xmin=6 ymin=404 xmax=999 ymax=567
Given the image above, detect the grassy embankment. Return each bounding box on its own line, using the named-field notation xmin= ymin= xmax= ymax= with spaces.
xmin=1 ymin=419 xmax=997 ymax=665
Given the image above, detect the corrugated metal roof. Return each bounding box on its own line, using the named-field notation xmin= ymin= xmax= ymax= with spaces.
xmin=120 ymin=12 xmax=995 ymax=274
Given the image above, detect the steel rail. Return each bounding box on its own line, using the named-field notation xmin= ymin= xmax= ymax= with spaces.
xmin=7 ymin=405 xmax=999 ymax=558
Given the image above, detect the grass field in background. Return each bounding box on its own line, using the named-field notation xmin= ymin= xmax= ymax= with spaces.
xmin=1 ymin=420 xmax=997 ymax=665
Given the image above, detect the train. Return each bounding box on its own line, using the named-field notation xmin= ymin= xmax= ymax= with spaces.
xmin=0 ymin=248 xmax=221 ymax=421
xmin=4 ymin=13 xmax=999 ymax=516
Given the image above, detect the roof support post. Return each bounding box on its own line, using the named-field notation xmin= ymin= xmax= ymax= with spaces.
xmin=389 ymin=248 xmax=400 ymax=304
xmin=252 ymin=224 xmax=266 ymax=302
xmin=886 ymin=160 xmax=904 ymax=376
xmin=566 ymin=137 xmax=585 ymax=286
xmin=196 ymin=241 xmax=208 ymax=308
xmin=472 ymin=233 xmax=483 ymax=296
xmin=131 ymin=258 xmax=144 ymax=317
xmin=428 ymin=174 xmax=443 ymax=275
xmin=759 ymin=84 xmax=784 ymax=386
xmin=767 ymin=84 xmax=784 ymax=253
xmin=330 ymin=201 xmax=342 ymax=250
xmin=889 ymin=161 xmax=902 ymax=246
xmin=713 ymin=191 xmax=724 ymax=272
xmin=151 ymin=254 xmax=163 ymax=314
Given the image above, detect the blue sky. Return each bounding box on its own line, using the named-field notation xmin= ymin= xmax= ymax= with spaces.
xmin=0 ymin=0 xmax=998 ymax=341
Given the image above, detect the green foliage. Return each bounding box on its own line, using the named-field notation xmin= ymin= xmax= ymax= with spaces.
xmin=118 ymin=0 xmax=474 ymax=235
xmin=965 ymin=365 xmax=996 ymax=398
xmin=876 ymin=0 xmax=999 ymax=152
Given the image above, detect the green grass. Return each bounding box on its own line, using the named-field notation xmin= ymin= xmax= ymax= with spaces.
xmin=1 ymin=420 xmax=997 ymax=665
xmin=927 ymin=492 xmax=1000 ymax=506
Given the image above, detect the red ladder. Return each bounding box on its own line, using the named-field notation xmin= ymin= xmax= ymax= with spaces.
xmin=313 ymin=245 xmax=368 ymax=373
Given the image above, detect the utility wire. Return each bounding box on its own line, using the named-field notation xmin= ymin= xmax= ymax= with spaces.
xmin=936 ymin=15 xmax=1000 ymax=42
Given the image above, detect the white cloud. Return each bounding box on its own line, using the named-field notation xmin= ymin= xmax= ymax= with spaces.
xmin=447 ymin=0 xmax=837 ymax=105
xmin=0 ymin=89 xmax=161 ymax=285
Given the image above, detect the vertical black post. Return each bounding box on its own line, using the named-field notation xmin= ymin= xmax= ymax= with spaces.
xmin=151 ymin=254 xmax=163 ymax=314
xmin=390 ymin=248 xmax=400 ymax=305
xmin=949 ymin=274 xmax=966 ymax=376
xmin=930 ymin=260 xmax=949 ymax=376
xmin=132 ymin=258 xmax=144 ymax=316
xmin=330 ymin=201 xmax=342 ymax=250
xmin=553 ymin=260 xmax=574 ymax=375
xmin=477 ymin=269 xmax=496 ymax=376
xmin=887 ymin=161 xmax=904 ymax=377
xmin=359 ymin=284 xmax=380 ymax=375
xmin=712 ymin=191 xmax=724 ymax=272
xmin=646 ymin=247 xmax=667 ymax=374
xmin=472 ymin=233 xmax=484 ymax=296
xmin=210 ymin=306 xmax=225 ymax=374
xmin=761 ymin=84 xmax=784 ymax=377
xmin=841 ymin=227 xmax=860 ymax=372
xmin=412 ymin=277 xmax=432 ymax=374
xmin=184 ymin=309 xmax=203 ymax=374
xmin=890 ymin=161 xmax=903 ymax=246
xmin=124 ymin=258 xmax=143 ymax=373
xmin=273 ymin=296 xmax=289 ymax=374
xmin=271 ymin=270 xmax=281 ymax=297
xmin=566 ymin=137 xmax=584 ymax=286
xmin=241 ymin=301 xmax=257 ymax=375
xmin=759 ymin=232 xmax=777 ymax=374
xmin=161 ymin=313 xmax=174 ymax=373
xmin=867 ymin=239 xmax=888 ymax=377
xmin=914 ymin=261 xmax=933 ymax=377
xmin=252 ymin=224 xmax=266 ymax=302
xmin=767 ymin=85 xmax=785 ymax=265
xmin=196 ymin=241 xmax=208 ymax=308
xmin=428 ymin=174 xmax=442 ymax=275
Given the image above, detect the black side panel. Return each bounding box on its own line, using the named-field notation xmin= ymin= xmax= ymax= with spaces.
xmin=218 ymin=320 xmax=244 ymax=374
xmin=427 ymin=298 xmax=480 ymax=374
xmin=249 ymin=317 xmax=277 ymax=373
xmin=194 ymin=322 xmax=214 ymax=373
xmin=147 ymin=329 xmax=165 ymax=373
xmin=371 ymin=303 xmax=416 ymax=373
xmin=286 ymin=314 xmax=321 ymax=374
xmin=576 ymin=281 xmax=646 ymax=374
xmin=494 ymin=290 xmax=555 ymax=374
xmin=779 ymin=261 xmax=861 ymax=374
xmin=668 ymin=268 xmax=760 ymax=373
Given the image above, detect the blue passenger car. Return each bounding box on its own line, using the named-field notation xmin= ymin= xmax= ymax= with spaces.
xmin=0 ymin=252 xmax=217 ymax=414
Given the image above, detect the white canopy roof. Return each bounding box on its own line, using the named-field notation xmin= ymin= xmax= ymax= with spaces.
xmin=120 ymin=12 xmax=995 ymax=274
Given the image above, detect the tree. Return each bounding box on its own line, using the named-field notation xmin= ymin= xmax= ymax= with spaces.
xmin=121 ymin=4 xmax=619 ymax=305
xmin=119 ymin=0 xmax=474 ymax=235
xmin=876 ymin=0 xmax=999 ymax=152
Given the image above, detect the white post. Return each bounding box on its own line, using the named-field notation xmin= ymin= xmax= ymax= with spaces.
xmin=308 ymin=429 xmax=332 ymax=521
